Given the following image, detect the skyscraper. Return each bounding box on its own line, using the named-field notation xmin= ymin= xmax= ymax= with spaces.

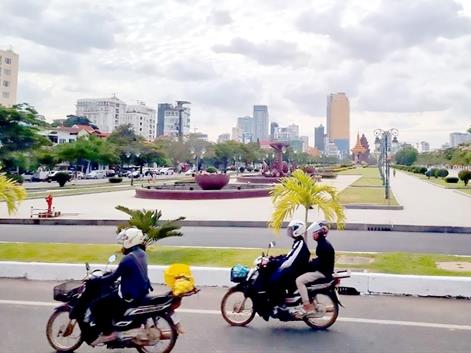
xmin=270 ymin=122 xmax=279 ymax=140
xmin=0 ymin=49 xmax=19 ymax=107
xmin=326 ymin=93 xmax=350 ymax=156
xmin=315 ymin=124 xmax=325 ymax=152
xmin=253 ymin=105 xmax=269 ymax=142
xmin=157 ymin=103 xmax=172 ymax=137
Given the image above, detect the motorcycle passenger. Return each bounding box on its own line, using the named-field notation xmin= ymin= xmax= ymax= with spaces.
xmin=295 ymin=221 xmax=335 ymax=317
xmin=91 ymin=228 xmax=152 ymax=346
xmin=268 ymin=220 xmax=310 ymax=308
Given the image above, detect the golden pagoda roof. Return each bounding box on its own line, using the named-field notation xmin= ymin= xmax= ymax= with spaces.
xmin=351 ymin=133 xmax=366 ymax=154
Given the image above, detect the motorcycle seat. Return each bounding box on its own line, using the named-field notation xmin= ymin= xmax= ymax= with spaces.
xmin=140 ymin=291 xmax=173 ymax=305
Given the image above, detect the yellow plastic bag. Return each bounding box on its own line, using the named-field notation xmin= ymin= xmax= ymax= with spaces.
xmin=164 ymin=264 xmax=195 ymax=295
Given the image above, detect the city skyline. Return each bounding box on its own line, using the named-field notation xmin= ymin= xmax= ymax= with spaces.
xmin=2 ymin=0 xmax=471 ymax=148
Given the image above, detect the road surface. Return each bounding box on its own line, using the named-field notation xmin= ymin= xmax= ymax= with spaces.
xmin=1 ymin=225 xmax=471 ymax=255
xmin=0 ymin=279 xmax=470 ymax=353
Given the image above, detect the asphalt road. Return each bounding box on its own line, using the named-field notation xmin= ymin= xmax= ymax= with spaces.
xmin=1 ymin=225 xmax=471 ymax=255
xmin=0 ymin=279 xmax=470 ymax=353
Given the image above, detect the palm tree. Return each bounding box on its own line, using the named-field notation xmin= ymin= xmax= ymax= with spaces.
xmin=269 ymin=169 xmax=345 ymax=240
xmin=116 ymin=205 xmax=185 ymax=246
xmin=0 ymin=172 xmax=27 ymax=214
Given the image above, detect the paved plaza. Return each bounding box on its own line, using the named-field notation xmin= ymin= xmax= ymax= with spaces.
xmin=1 ymin=172 xmax=470 ymax=227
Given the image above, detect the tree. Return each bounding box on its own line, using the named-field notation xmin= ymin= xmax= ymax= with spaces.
xmin=269 ymin=170 xmax=345 ymax=241
xmin=116 ymin=206 xmax=185 ymax=246
xmin=61 ymin=115 xmax=98 ymax=130
xmin=0 ymin=104 xmax=50 ymax=163
xmin=0 ymin=171 xmax=26 ymax=214
xmin=395 ymin=146 xmax=418 ymax=166
xmin=468 ymin=126 xmax=471 ymax=134
xmin=55 ymin=136 xmax=118 ymax=172
xmin=458 ymin=170 xmax=471 ymax=186
xmin=214 ymin=141 xmax=243 ymax=170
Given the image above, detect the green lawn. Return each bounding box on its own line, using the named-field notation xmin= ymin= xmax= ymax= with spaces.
xmin=403 ymin=171 xmax=471 ymax=190
xmin=337 ymin=167 xmax=399 ymax=205
xmin=1 ymin=242 xmax=470 ymax=277
xmin=338 ymin=187 xmax=399 ymax=205
xmin=23 ymin=178 xmax=182 ymax=200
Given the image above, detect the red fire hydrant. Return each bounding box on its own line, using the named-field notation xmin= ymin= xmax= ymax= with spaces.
xmin=45 ymin=194 xmax=53 ymax=216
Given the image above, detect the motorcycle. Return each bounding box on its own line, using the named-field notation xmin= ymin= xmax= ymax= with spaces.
xmin=46 ymin=255 xmax=198 ymax=353
xmin=220 ymin=242 xmax=350 ymax=329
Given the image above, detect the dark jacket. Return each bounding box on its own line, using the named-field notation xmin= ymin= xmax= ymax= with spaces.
xmin=101 ymin=246 xmax=151 ymax=301
xmin=278 ymin=237 xmax=311 ymax=277
xmin=307 ymin=236 xmax=335 ymax=277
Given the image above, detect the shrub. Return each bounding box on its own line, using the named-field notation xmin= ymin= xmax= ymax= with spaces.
xmin=430 ymin=168 xmax=439 ymax=178
xmin=54 ymin=172 xmax=70 ymax=187
xmin=206 ymin=167 xmax=217 ymax=174
xmin=458 ymin=170 xmax=471 ymax=186
xmin=425 ymin=169 xmax=433 ymax=179
xmin=445 ymin=177 xmax=459 ymax=183
xmin=109 ymin=177 xmax=123 ymax=183
xmin=418 ymin=167 xmax=428 ymax=174
xmin=437 ymin=169 xmax=449 ymax=178
xmin=6 ymin=174 xmax=24 ymax=184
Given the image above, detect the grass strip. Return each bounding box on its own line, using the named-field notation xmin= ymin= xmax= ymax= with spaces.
xmin=0 ymin=243 xmax=470 ymax=277
xmin=337 ymin=167 xmax=399 ymax=205
xmin=401 ymin=171 xmax=471 ymax=190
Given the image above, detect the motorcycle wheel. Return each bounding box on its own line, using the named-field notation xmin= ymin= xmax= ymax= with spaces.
xmin=136 ymin=314 xmax=177 ymax=353
xmin=303 ymin=293 xmax=339 ymax=330
xmin=46 ymin=306 xmax=83 ymax=352
xmin=220 ymin=288 xmax=256 ymax=326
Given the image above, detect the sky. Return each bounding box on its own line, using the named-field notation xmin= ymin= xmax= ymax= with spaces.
xmin=1 ymin=0 xmax=471 ymax=149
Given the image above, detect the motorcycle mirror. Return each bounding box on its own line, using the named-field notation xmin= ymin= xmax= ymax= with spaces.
xmin=268 ymin=241 xmax=276 ymax=248
xmin=85 ymin=262 xmax=90 ymax=271
xmin=108 ymin=254 xmax=117 ymax=264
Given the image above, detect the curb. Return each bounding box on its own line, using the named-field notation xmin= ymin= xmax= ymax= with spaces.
xmin=344 ymin=204 xmax=404 ymax=210
xmin=0 ymin=218 xmax=470 ymax=233
xmin=1 ymin=261 xmax=470 ymax=298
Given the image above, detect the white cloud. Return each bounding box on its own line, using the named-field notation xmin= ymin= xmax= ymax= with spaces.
xmin=1 ymin=0 xmax=470 ymax=148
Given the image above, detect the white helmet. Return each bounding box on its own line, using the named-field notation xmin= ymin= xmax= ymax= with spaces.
xmin=307 ymin=221 xmax=329 ymax=237
xmin=287 ymin=220 xmax=306 ymax=238
xmin=117 ymin=228 xmax=145 ymax=249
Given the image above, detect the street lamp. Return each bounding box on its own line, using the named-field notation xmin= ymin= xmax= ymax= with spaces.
xmin=125 ymin=151 xmax=141 ymax=186
xmin=374 ymin=128 xmax=399 ymax=200
xmin=190 ymin=147 xmax=206 ymax=172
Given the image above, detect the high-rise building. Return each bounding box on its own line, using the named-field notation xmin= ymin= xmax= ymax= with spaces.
xmin=288 ymin=124 xmax=299 ymax=140
xmin=237 ymin=116 xmax=253 ymax=134
xmin=231 ymin=127 xmax=243 ymax=142
xmin=417 ymin=141 xmax=430 ymax=153
xmin=76 ymin=96 xmax=127 ymax=133
xmin=326 ymin=93 xmax=350 ymax=156
xmin=314 ymin=124 xmax=325 ymax=152
xmin=253 ymin=105 xmax=269 ymax=142
xmin=300 ymin=136 xmax=309 ymax=152
xmin=157 ymin=103 xmax=172 ymax=137
xmin=122 ymin=102 xmax=156 ymax=141
xmin=450 ymin=132 xmax=471 ymax=147
xmin=0 ymin=49 xmax=19 ymax=107
xmin=270 ymin=122 xmax=279 ymax=140
xmin=218 ymin=133 xmax=231 ymax=143
xmin=156 ymin=102 xmax=191 ymax=138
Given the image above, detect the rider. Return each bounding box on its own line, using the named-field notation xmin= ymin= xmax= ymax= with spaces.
xmin=91 ymin=228 xmax=152 ymax=346
xmin=268 ymin=220 xmax=310 ymax=308
xmin=295 ymin=221 xmax=335 ymax=317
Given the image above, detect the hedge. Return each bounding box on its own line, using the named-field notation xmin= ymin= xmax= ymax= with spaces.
xmin=445 ymin=177 xmax=459 ymax=183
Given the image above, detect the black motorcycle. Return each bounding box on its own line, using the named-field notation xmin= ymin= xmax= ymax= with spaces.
xmin=221 ymin=242 xmax=350 ymax=329
xmin=46 ymin=255 xmax=198 ymax=353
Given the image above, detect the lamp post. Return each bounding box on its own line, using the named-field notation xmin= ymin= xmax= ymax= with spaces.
xmin=374 ymin=129 xmax=399 ymax=200
xmin=125 ymin=151 xmax=141 ymax=186
xmin=190 ymin=147 xmax=206 ymax=172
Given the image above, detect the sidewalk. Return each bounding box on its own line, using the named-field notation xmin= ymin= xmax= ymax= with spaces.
xmin=1 ymin=173 xmax=469 ymax=228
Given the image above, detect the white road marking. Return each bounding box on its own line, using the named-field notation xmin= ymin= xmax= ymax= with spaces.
xmin=0 ymin=299 xmax=470 ymax=331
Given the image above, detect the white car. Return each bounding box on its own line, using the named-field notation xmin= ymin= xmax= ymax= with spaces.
xmin=184 ymin=169 xmax=196 ymax=176
xmin=86 ymin=170 xmax=107 ymax=179
xmin=159 ymin=167 xmax=174 ymax=175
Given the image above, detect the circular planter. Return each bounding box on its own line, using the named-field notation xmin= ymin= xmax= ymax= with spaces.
xmin=195 ymin=174 xmax=230 ymax=190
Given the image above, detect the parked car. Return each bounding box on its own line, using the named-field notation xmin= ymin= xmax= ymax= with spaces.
xmin=184 ymin=169 xmax=196 ymax=176
xmin=159 ymin=167 xmax=174 ymax=175
xmin=127 ymin=170 xmax=141 ymax=178
xmin=85 ymin=170 xmax=107 ymax=179
xmin=21 ymin=172 xmax=34 ymax=182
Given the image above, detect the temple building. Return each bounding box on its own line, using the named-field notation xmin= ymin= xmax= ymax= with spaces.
xmin=351 ymin=133 xmax=370 ymax=163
